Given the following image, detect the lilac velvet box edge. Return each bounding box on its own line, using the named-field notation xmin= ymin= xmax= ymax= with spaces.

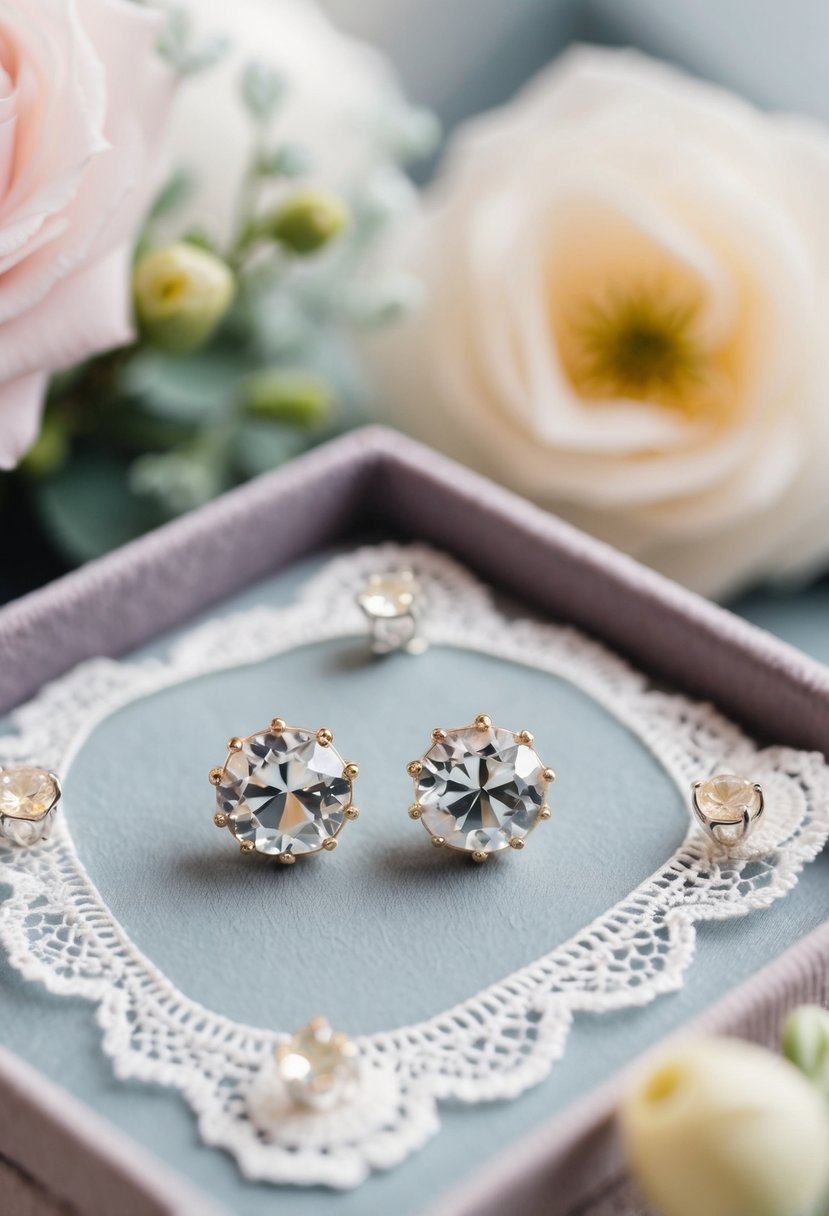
xmin=3 ymin=427 xmax=829 ymax=754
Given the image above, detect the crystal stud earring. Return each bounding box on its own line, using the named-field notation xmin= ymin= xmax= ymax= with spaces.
xmin=209 ymin=720 xmax=359 ymax=862
xmin=0 ymin=766 xmax=62 ymax=847
xmin=246 ymin=1016 xmax=361 ymax=1135
xmin=406 ymin=714 xmax=555 ymax=862
xmin=275 ymin=1016 xmax=359 ymax=1110
xmin=356 ymin=569 xmax=426 ymax=656
xmin=691 ymin=773 xmax=765 ymax=847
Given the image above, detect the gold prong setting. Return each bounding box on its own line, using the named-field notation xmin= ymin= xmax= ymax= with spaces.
xmin=211 ymin=721 xmax=360 ymax=863
xmin=407 ymin=715 xmax=555 ymax=863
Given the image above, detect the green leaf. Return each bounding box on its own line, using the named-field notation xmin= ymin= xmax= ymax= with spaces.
xmin=147 ymin=170 xmax=193 ymax=225
xmin=181 ymin=227 xmax=219 ymax=254
xmin=130 ymin=448 xmax=225 ymax=515
xmin=157 ymin=7 xmax=228 ymax=76
xmin=33 ymin=453 xmax=161 ymax=564
xmin=240 ymin=62 xmax=285 ymax=123
xmin=123 ymin=349 xmax=246 ymax=423
xmin=257 ymin=144 xmax=311 ymax=179
xmin=233 ymin=420 xmax=311 ymax=478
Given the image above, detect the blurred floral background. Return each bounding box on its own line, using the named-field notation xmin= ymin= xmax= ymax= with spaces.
xmin=4 ymin=0 xmax=829 ymax=614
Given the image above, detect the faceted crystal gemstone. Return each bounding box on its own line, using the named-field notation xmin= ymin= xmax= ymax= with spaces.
xmin=276 ymin=1017 xmax=360 ymax=1111
xmin=0 ymin=767 xmax=59 ymax=820
xmin=694 ymin=774 xmax=762 ymax=825
xmin=0 ymin=766 xmax=60 ymax=846
xmin=217 ymin=730 xmax=351 ymax=857
xmin=357 ymin=571 xmax=418 ymax=620
xmin=417 ymin=725 xmax=545 ymax=853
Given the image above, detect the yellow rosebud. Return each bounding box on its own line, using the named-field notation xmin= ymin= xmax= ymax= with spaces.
xmin=134 ymin=243 xmax=235 ymax=354
xmin=266 ymin=189 xmax=348 ymax=255
xmin=619 ymin=1038 xmax=829 ymax=1216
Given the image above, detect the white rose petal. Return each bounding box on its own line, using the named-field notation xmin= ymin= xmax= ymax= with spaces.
xmin=0 ymin=0 xmax=175 ymax=470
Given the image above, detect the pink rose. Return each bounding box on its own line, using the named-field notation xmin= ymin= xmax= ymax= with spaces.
xmin=0 ymin=0 xmax=174 ymax=469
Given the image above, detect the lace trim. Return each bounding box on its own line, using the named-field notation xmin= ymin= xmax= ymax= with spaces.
xmin=1 ymin=544 xmax=827 ymax=1189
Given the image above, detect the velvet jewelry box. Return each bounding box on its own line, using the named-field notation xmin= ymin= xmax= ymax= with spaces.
xmin=0 ymin=426 xmax=827 ymax=1216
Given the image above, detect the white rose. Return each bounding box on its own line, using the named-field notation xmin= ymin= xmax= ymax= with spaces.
xmin=365 ymin=47 xmax=829 ymax=598
xmin=619 ymin=1038 xmax=829 ymax=1216
xmin=166 ymin=0 xmax=399 ymax=246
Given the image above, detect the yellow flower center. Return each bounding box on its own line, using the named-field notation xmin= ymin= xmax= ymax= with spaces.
xmin=560 ymin=284 xmax=731 ymax=420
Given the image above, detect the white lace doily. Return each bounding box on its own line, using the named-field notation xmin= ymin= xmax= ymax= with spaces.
xmin=1 ymin=544 xmax=828 ymax=1190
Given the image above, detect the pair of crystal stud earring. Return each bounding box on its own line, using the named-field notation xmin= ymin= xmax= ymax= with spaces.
xmin=209 ymin=713 xmax=554 ymax=865
xmin=206 ymin=713 xmax=767 ymax=865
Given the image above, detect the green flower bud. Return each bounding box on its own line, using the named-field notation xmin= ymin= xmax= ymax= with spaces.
xmin=266 ymin=189 xmax=348 ymax=255
xmin=243 ymin=370 xmax=332 ymax=427
xmin=619 ymin=1038 xmax=829 ymax=1216
xmin=20 ymin=416 xmax=69 ymax=479
xmin=134 ymin=243 xmax=235 ymax=354
xmin=783 ymin=1005 xmax=829 ymax=1099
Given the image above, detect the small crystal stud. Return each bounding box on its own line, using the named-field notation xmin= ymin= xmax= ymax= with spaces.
xmin=275 ymin=1017 xmax=359 ymax=1111
xmin=356 ymin=570 xmax=426 ymax=656
xmin=0 ymin=767 xmax=61 ymax=847
xmin=691 ymin=774 xmax=765 ymax=847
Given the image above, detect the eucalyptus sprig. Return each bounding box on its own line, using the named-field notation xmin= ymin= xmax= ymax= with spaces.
xmin=15 ymin=57 xmax=438 ymax=563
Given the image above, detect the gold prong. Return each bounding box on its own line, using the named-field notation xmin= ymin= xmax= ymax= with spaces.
xmin=270 ymin=717 xmax=286 ymax=734
xmin=542 ymin=767 xmax=556 ymax=783
xmin=208 ymin=767 xmax=224 ymax=786
xmin=408 ymin=804 xmax=423 ymax=819
xmin=308 ymin=1015 xmax=328 ymax=1033
xmin=509 ymin=837 xmax=525 ymax=850
xmin=431 ymin=835 xmax=446 ymax=848
xmin=344 ymin=762 xmax=359 ymax=781
xmin=345 ymin=806 xmax=360 ymax=820
xmin=331 ymin=1031 xmax=350 ymax=1050
xmin=538 ymin=805 xmax=552 ymax=820
xmin=317 ymin=727 xmax=333 ymax=747
xmin=471 ymin=850 xmax=488 ymax=863
xmin=277 ymin=853 xmax=296 ymax=865
xmin=213 ymin=811 xmax=229 ymax=828
xmin=322 ymin=838 xmax=338 ymax=851
xmin=475 ymin=714 xmax=491 ymax=731
xmin=240 ymin=840 xmax=255 ymax=855
xmin=431 ymin=728 xmax=447 ymax=743
xmin=228 ymin=737 xmax=243 ymax=752
xmin=407 ymin=760 xmax=422 ymax=778
xmin=518 ymin=730 xmax=534 ymax=747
